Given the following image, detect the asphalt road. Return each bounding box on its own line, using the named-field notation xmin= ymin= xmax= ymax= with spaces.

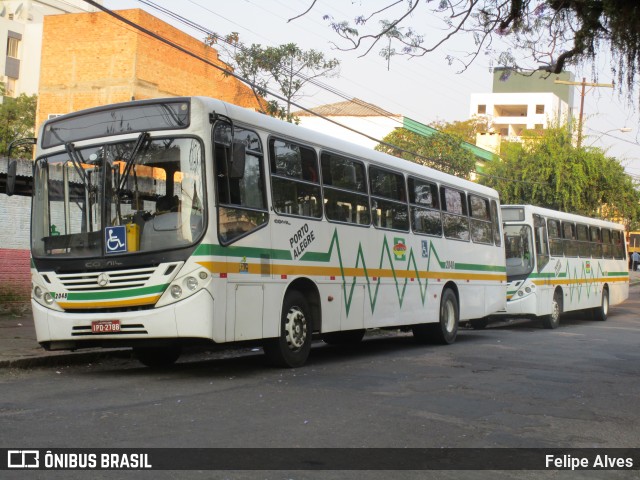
xmin=1 ymin=293 xmax=639 ymax=480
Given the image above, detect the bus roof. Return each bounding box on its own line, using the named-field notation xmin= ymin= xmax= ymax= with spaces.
xmin=502 ymin=204 xmax=625 ymax=230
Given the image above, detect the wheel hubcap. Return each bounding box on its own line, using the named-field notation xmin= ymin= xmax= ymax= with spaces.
xmin=284 ymin=306 xmax=307 ymax=351
xmin=443 ymin=299 xmax=456 ymax=332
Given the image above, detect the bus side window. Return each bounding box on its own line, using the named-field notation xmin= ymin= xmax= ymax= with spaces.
xmin=576 ymin=224 xmax=590 ymax=258
xmin=408 ymin=177 xmax=441 ymax=237
xmin=548 ymin=219 xmax=563 ymax=257
xmin=468 ymin=194 xmax=492 ymax=244
xmin=321 ymin=152 xmax=370 ymax=226
xmin=602 ymin=229 xmax=613 ymax=258
xmin=562 ymin=221 xmax=577 ymax=257
xmin=270 ymin=138 xmax=322 ymax=219
xmin=490 ymin=200 xmax=502 ymax=246
xmin=369 ymin=166 xmax=409 ymax=231
xmin=440 ymin=187 xmax=469 ymax=241
xmin=590 ymin=227 xmax=602 ymax=258
xmin=534 ymin=214 xmax=549 ymax=271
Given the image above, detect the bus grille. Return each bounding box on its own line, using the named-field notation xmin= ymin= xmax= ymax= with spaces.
xmin=57 ymin=267 xmax=157 ymax=291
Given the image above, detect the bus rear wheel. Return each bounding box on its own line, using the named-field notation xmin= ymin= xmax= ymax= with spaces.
xmin=263 ymin=291 xmax=312 ymax=368
xmin=133 ymin=345 xmax=181 ymax=368
xmin=412 ymin=288 xmax=459 ymax=344
xmin=592 ymin=288 xmax=609 ymax=322
xmin=542 ymin=291 xmax=562 ymax=329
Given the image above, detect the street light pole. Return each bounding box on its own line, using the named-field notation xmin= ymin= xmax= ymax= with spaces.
xmin=554 ymin=77 xmax=614 ymax=148
xmin=587 ymin=127 xmax=632 ymax=147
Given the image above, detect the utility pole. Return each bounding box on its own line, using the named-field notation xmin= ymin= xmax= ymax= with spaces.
xmin=554 ymin=78 xmax=613 ymax=147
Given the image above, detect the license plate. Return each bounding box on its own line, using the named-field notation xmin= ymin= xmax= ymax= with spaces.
xmin=91 ymin=320 xmax=121 ymax=333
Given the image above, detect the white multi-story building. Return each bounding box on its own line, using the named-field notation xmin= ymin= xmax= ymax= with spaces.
xmin=0 ymin=0 xmax=101 ymax=98
xmin=469 ymin=68 xmax=575 ymax=148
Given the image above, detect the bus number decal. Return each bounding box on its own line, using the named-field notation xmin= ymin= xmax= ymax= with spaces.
xmin=290 ymin=223 xmax=316 ymax=260
xmin=445 ymin=261 xmax=455 ymax=269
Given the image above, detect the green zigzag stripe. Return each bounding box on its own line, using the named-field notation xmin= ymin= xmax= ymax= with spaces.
xmin=301 ymin=229 xmax=504 ymax=316
xmin=525 ymin=261 xmax=628 ymax=303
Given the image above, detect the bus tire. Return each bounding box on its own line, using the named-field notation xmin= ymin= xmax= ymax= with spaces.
xmin=542 ymin=291 xmax=562 ymax=329
xmin=263 ymin=291 xmax=312 ymax=368
xmin=592 ymin=288 xmax=609 ymax=322
xmin=413 ymin=288 xmax=459 ymax=344
xmin=322 ymin=329 xmax=365 ymax=345
xmin=469 ymin=317 xmax=489 ymax=330
xmin=133 ymin=345 xmax=181 ymax=368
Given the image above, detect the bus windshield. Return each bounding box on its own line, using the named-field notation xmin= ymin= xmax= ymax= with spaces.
xmin=504 ymin=224 xmax=534 ymax=277
xmin=32 ymin=136 xmax=205 ymax=258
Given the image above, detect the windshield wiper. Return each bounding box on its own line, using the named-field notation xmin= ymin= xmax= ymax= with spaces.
xmin=118 ymin=132 xmax=150 ymax=193
xmin=64 ymin=142 xmax=89 ymax=188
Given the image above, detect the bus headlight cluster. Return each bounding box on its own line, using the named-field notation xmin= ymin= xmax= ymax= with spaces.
xmin=32 ymin=283 xmax=60 ymax=309
xmin=158 ymin=267 xmax=210 ymax=307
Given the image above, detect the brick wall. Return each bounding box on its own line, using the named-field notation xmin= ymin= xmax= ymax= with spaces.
xmin=0 ymin=194 xmax=31 ymax=308
xmin=37 ymin=9 xmax=261 ymax=128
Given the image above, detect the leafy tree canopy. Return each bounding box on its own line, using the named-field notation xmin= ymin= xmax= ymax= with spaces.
xmin=375 ymin=128 xmax=476 ymax=179
xmin=207 ymin=34 xmax=339 ymax=123
xmin=480 ymin=126 xmax=640 ymax=226
xmin=291 ymin=0 xmax=640 ymax=103
xmin=0 ymin=87 xmax=37 ymax=159
xmin=429 ymin=116 xmax=492 ymax=144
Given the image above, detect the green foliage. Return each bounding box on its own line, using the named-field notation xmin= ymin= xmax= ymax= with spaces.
xmin=375 ymin=128 xmax=476 ymax=179
xmin=0 ymin=87 xmax=37 ymax=158
xmin=207 ymin=34 xmax=339 ymax=123
xmin=481 ymin=126 xmax=640 ymax=225
xmin=429 ymin=116 xmax=492 ymax=144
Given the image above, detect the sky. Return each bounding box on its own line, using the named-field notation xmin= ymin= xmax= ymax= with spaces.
xmin=103 ymin=0 xmax=640 ymax=179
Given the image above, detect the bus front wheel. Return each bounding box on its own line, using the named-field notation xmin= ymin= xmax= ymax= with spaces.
xmin=542 ymin=291 xmax=562 ymax=329
xmin=133 ymin=345 xmax=181 ymax=368
xmin=263 ymin=291 xmax=312 ymax=368
xmin=412 ymin=288 xmax=459 ymax=344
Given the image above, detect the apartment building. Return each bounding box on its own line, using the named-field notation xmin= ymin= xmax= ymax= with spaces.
xmin=470 ymin=68 xmax=575 ymax=149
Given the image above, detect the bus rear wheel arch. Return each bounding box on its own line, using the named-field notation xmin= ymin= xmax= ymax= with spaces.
xmin=412 ymin=286 xmax=459 ymax=344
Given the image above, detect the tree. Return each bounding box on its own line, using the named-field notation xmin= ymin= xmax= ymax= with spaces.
xmin=430 ymin=116 xmax=492 ymax=145
xmin=0 ymin=87 xmax=37 ymax=158
xmin=290 ymin=1 xmax=640 ymax=103
xmin=480 ymin=126 xmax=640 ymax=224
xmin=207 ymin=35 xmax=339 ymax=123
xmin=375 ymin=128 xmax=476 ymax=179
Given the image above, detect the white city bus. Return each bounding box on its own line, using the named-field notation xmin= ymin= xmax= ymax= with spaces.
xmin=488 ymin=204 xmax=629 ymax=329
xmin=23 ymin=96 xmax=506 ymax=367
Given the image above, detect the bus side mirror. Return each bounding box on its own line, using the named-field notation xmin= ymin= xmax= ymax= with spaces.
xmin=5 ymin=159 xmax=17 ymax=196
xmin=229 ymin=140 xmax=246 ymax=179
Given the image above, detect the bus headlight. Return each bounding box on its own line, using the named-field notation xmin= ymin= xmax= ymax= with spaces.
xmin=34 ymin=286 xmax=43 ymax=299
xmin=156 ymin=266 xmax=212 ymax=308
xmin=43 ymin=293 xmax=54 ymax=305
xmin=185 ymin=276 xmax=198 ymax=291
xmin=170 ymin=285 xmax=183 ymax=299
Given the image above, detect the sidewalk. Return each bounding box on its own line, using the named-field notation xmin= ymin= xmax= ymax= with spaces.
xmin=2 ymin=271 xmax=640 ymax=369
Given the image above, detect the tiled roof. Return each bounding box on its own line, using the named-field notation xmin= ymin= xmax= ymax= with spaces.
xmin=294 ymin=98 xmax=400 ymax=118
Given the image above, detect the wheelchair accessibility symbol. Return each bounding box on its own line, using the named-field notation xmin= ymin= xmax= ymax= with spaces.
xmin=105 ymin=226 xmax=127 ymax=254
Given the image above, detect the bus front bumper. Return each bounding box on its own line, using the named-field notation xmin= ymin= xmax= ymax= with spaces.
xmin=32 ymin=289 xmax=217 ymax=351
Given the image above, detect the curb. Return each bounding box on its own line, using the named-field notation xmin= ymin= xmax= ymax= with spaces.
xmin=0 ymin=349 xmax=133 ymax=369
